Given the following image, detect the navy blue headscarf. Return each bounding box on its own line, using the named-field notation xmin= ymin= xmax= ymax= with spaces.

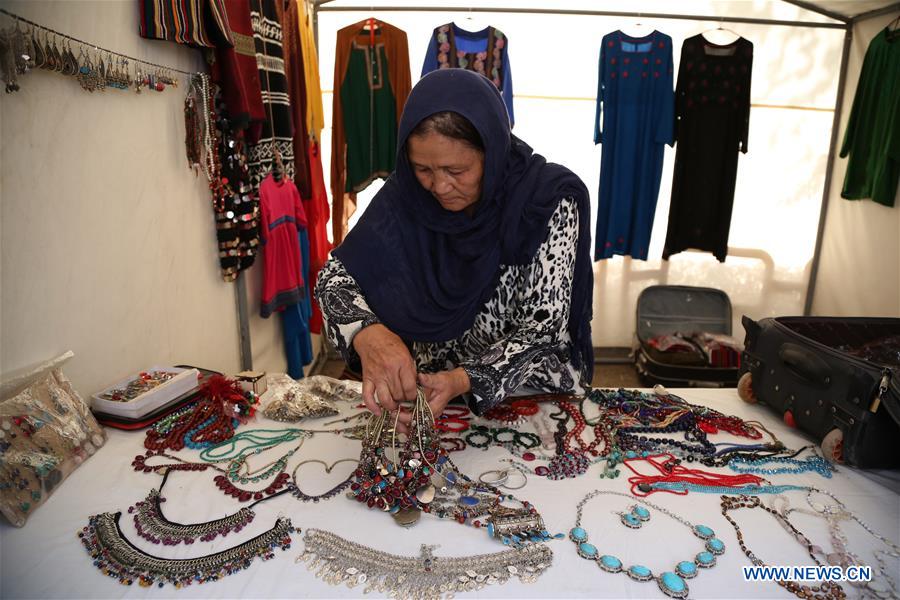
xmin=333 ymin=69 xmax=594 ymax=378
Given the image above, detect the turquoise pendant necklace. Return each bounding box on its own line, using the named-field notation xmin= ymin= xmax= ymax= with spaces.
xmin=571 ymin=490 xmax=725 ymax=598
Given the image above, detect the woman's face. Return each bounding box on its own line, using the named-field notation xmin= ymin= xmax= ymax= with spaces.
xmin=407 ymin=132 xmax=484 ymax=214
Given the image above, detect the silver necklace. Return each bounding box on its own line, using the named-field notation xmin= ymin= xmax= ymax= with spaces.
xmin=299 ymin=528 xmax=553 ymax=599
xmin=772 ymin=490 xmax=900 ymax=599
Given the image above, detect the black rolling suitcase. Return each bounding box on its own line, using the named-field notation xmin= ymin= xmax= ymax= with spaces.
xmin=633 ymin=285 xmax=741 ymax=387
xmin=740 ymin=316 xmax=900 ymax=468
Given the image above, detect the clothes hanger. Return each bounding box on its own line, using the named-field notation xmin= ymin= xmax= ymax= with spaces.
xmin=272 ymin=145 xmax=284 ymax=182
xmin=622 ymin=13 xmax=653 ymax=38
xmin=887 ymin=14 xmax=900 ymax=39
xmin=701 ymin=20 xmax=741 ymax=45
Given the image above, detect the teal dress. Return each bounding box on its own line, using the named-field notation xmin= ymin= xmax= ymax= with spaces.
xmin=594 ymin=30 xmax=674 ymax=261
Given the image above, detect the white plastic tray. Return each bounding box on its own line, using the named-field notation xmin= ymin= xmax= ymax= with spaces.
xmin=91 ymin=366 xmax=199 ymax=418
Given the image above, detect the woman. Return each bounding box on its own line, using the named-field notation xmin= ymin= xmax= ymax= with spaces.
xmin=315 ymin=69 xmax=593 ymax=423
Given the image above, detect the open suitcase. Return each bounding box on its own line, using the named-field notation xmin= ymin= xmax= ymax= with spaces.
xmin=740 ymin=316 xmax=900 ymax=468
xmin=633 ymin=285 xmax=741 ymax=387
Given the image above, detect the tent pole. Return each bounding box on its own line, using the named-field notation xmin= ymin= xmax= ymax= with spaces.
xmin=314 ymin=5 xmax=846 ymax=29
xmin=804 ymin=24 xmax=852 ymax=316
xmin=235 ymin=271 xmax=253 ymax=371
xmin=851 ymin=2 xmax=900 ymax=23
xmin=779 ymin=0 xmax=849 ymax=23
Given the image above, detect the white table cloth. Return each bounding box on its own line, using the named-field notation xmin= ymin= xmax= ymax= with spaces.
xmin=2 ymin=388 xmax=898 ymax=599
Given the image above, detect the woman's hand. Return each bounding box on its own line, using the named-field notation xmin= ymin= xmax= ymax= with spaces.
xmin=352 ymin=324 xmax=418 ymax=416
xmin=405 ymin=368 xmax=471 ymax=426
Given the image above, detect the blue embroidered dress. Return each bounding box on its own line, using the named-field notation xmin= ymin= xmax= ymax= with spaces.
xmin=421 ymin=23 xmax=514 ymax=126
xmin=594 ymin=30 xmax=674 ymax=261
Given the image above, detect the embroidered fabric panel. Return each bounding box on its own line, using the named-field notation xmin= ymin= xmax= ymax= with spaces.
xmin=248 ymin=0 xmax=295 ymax=191
xmin=315 ymin=198 xmax=587 ymax=411
xmin=139 ymin=0 xmax=234 ymax=48
xmin=422 ymin=23 xmax=514 ymax=124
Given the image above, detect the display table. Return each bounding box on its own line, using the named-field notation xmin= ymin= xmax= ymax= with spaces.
xmin=2 ymin=388 xmax=898 ymax=599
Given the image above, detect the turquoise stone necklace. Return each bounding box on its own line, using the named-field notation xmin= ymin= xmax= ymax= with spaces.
xmin=571 ymin=490 xmax=725 ymax=598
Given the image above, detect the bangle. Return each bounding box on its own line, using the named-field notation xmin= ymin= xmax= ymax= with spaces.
xmin=434 ymin=417 xmax=470 ymax=433
xmin=442 ymin=405 xmax=471 ymax=419
xmin=510 ymin=400 xmax=539 ymax=416
xmin=478 ymin=469 xmax=509 ymax=486
xmin=464 ymin=426 xmax=492 ymax=449
xmin=440 ymin=437 xmax=466 ymax=453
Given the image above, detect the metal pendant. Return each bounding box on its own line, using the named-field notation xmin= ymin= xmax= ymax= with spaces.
xmin=392 ymin=507 xmax=421 ymax=528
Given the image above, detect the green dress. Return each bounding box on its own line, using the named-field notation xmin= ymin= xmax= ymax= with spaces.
xmin=340 ymin=41 xmax=397 ymax=193
xmin=840 ymin=28 xmax=900 ymax=207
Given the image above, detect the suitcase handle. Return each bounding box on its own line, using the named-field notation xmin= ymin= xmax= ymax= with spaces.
xmin=778 ymin=343 xmax=832 ymax=387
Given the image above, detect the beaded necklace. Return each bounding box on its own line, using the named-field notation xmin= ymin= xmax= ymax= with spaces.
xmin=127 ymin=468 xmax=284 ymax=546
xmin=571 ymin=490 xmax=725 ymax=598
xmin=720 ymin=495 xmax=846 ymax=600
xmin=288 ymin=458 xmax=357 ymax=503
xmin=727 ymin=449 xmax=834 ymax=478
xmin=624 ymin=452 xmax=767 ymax=496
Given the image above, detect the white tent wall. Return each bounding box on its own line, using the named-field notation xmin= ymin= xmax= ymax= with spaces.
xmin=0 ymin=1 xmax=314 ymax=395
xmin=811 ymin=10 xmax=900 ymax=317
xmin=317 ymin=1 xmax=849 ymax=348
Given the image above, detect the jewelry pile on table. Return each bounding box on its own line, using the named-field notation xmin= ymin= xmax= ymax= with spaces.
xmin=72 ymin=379 xmax=898 ymax=599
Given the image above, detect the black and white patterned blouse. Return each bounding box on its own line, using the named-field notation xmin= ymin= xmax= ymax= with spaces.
xmin=315 ymin=197 xmax=589 ymax=414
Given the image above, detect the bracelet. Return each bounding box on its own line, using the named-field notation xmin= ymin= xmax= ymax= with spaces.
xmin=478 ymin=469 xmax=509 ymax=486
xmin=434 ymin=417 xmax=470 ymax=433
xmin=441 ymin=405 xmax=471 ymax=419
xmin=502 ymin=467 xmax=528 ymax=490
xmin=483 ymin=405 xmax=521 ymax=424
xmin=492 ymin=428 xmax=518 ymax=445
xmin=514 ymin=431 xmax=541 ymax=450
xmin=510 ymin=399 xmax=539 ymax=416
xmin=440 ymin=437 xmax=466 ymax=453
xmin=464 ymin=426 xmax=492 ymax=449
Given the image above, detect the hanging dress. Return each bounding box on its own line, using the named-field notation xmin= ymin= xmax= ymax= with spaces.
xmin=840 ymin=27 xmax=900 ymax=207
xmin=331 ymin=20 xmax=411 ymax=244
xmin=594 ymin=30 xmax=674 ymax=261
xmin=421 ymin=22 xmax=514 ymax=125
xmin=663 ymin=34 xmax=753 ymax=262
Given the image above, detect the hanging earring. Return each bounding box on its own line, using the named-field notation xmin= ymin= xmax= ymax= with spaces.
xmin=61 ymin=40 xmax=76 ymax=76
xmin=50 ymin=35 xmax=63 ymax=72
xmin=41 ymin=31 xmax=54 ymax=70
xmin=30 ymin=27 xmax=44 ymax=69
xmin=133 ymin=63 xmax=142 ymax=94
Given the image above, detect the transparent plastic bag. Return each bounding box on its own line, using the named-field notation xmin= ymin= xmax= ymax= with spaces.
xmin=263 ymin=375 xmax=361 ymax=422
xmin=0 ymin=352 xmax=105 ymax=527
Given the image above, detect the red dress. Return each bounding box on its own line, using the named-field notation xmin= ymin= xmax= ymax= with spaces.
xmin=259 ymin=174 xmax=307 ymax=318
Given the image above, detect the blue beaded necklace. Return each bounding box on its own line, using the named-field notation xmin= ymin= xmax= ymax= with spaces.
xmin=646 ymin=482 xmax=810 ymax=494
xmin=571 ymin=490 xmax=724 ymax=598
xmin=199 ymin=428 xmax=308 ymax=462
xmin=728 ymin=453 xmax=834 ymax=478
